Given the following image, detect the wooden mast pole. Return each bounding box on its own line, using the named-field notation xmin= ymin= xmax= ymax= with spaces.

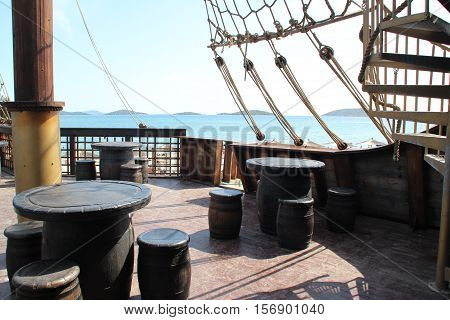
xmin=5 ymin=0 xmax=63 ymax=221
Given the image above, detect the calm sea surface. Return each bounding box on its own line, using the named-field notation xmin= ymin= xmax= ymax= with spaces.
xmin=60 ymin=114 xmax=403 ymax=145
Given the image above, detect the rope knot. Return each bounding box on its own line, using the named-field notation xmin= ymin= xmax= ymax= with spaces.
xmin=274 ymin=21 xmax=283 ymax=36
xmin=319 ymin=46 xmax=334 ymax=60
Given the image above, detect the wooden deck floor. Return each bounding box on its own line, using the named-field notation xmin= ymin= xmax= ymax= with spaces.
xmin=0 ymin=173 xmax=446 ymax=300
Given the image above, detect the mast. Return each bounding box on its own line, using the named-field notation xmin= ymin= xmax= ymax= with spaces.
xmin=5 ymin=0 xmax=63 ymax=220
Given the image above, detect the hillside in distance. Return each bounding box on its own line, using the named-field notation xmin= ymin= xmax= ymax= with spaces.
xmin=323 ymin=108 xmax=365 ymax=117
xmin=218 ymin=109 xmax=272 ymax=116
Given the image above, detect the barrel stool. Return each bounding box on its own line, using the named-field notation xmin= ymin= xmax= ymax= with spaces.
xmin=75 ymin=159 xmax=96 ymax=181
xmin=12 ymin=260 xmax=82 ymax=300
xmin=4 ymin=221 xmax=43 ymax=291
xmin=208 ymin=189 xmax=243 ymax=239
xmin=277 ymin=198 xmax=314 ymax=251
xmin=120 ymin=164 xmax=143 ymax=183
xmin=325 ymin=187 xmax=358 ymax=233
xmin=137 ymin=228 xmax=191 ymax=300
xmin=135 ymin=158 xmax=149 ymax=183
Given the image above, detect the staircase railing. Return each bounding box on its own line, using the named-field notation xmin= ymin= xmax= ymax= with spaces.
xmin=362 ymin=0 xmax=450 ymax=291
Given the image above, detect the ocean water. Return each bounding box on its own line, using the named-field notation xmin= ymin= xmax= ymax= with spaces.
xmin=60 ymin=114 xmax=392 ymax=145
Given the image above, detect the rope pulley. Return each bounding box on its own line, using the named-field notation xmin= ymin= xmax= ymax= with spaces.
xmin=274 ymin=55 xmax=288 ymax=69
xmin=319 ymin=46 xmax=334 ymax=61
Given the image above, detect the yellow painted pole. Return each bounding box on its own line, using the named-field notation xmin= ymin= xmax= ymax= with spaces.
xmin=6 ymin=0 xmax=63 ymax=221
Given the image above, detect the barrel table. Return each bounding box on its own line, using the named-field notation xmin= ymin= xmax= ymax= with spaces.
xmin=92 ymin=142 xmax=140 ymax=180
xmin=13 ymin=180 xmax=151 ymax=300
xmin=208 ymin=189 xmax=243 ymax=239
xmin=137 ymin=228 xmax=191 ymax=300
xmin=4 ymin=221 xmax=43 ymax=291
xmin=13 ymin=260 xmax=82 ymax=300
xmin=0 ymin=140 xmax=7 ymax=181
xmin=246 ymin=157 xmax=325 ymax=235
xmin=75 ymin=159 xmax=96 ymax=181
xmin=121 ymin=163 xmax=143 ymax=183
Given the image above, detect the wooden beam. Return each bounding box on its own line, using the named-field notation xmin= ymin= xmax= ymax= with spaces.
xmin=405 ymin=144 xmax=426 ymax=229
xmin=222 ymin=143 xmax=233 ymax=183
xmin=370 ymin=111 xmax=448 ymax=126
xmin=393 ymin=133 xmax=447 ymax=151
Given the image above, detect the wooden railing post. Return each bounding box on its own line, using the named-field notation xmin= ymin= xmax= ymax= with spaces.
xmin=69 ymin=136 xmax=76 ymax=175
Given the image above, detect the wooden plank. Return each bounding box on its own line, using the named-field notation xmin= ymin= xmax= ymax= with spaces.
xmin=362 ymin=85 xmax=450 ymax=99
xmin=333 ymin=154 xmax=353 ymax=188
xmin=424 ymin=154 xmax=445 ymax=175
xmin=370 ymin=111 xmax=448 ymax=125
xmin=223 ymin=143 xmax=233 ymax=183
xmin=405 ymin=144 xmax=426 ymax=229
xmin=69 ymin=136 xmax=76 ymax=175
xmin=212 ymin=140 xmax=223 ymax=186
xmin=232 ymin=145 xmax=257 ymax=193
xmin=393 ymin=133 xmax=447 ymax=151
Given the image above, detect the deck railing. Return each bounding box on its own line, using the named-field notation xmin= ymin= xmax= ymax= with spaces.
xmin=0 ymin=126 xmax=186 ymax=177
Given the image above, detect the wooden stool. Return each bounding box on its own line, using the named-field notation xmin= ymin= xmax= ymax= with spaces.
xmin=325 ymin=187 xmax=358 ymax=233
xmin=12 ymin=260 xmax=82 ymax=300
xmin=135 ymin=158 xmax=149 ymax=183
xmin=277 ymin=197 xmax=314 ymax=250
xmin=208 ymin=189 xmax=243 ymax=239
xmin=120 ymin=164 xmax=143 ymax=183
xmin=75 ymin=160 xmax=96 ymax=181
xmin=4 ymin=221 xmax=43 ymax=291
xmin=137 ymin=228 xmax=191 ymax=300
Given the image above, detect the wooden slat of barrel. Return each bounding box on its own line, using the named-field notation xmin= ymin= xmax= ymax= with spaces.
xmin=208 ymin=189 xmax=243 ymax=239
xmin=4 ymin=221 xmax=43 ymax=291
xmin=277 ymin=197 xmax=314 ymax=250
xmin=137 ymin=228 xmax=191 ymax=300
xmin=13 ymin=260 xmax=82 ymax=300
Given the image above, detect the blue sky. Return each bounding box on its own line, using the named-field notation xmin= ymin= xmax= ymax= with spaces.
xmin=0 ymin=1 xmax=446 ymax=115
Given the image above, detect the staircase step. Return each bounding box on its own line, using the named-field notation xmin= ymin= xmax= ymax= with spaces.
xmin=362 ymin=85 xmax=450 ymax=99
xmin=369 ymin=111 xmax=448 ymax=125
xmin=368 ymin=53 xmax=450 ymax=73
xmin=393 ymin=132 xmax=447 ymax=151
xmin=381 ymin=13 xmax=450 ymax=45
xmin=424 ymin=154 xmax=445 ymax=175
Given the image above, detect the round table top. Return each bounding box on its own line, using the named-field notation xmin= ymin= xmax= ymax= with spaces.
xmin=137 ymin=228 xmax=190 ymax=249
xmin=246 ymin=157 xmax=325 ymax=173
xmin=13 ymin=260 xmax=80 ymax=290
xmin=4 ymin=221 xmax=43 ymax=240
xmin=92 ymin=141 xmax=140 ymax=150
xmin=13 ymin=180 xmax=151 ymax=222
xmin=0 ymin=141 xmax=8 ymax=148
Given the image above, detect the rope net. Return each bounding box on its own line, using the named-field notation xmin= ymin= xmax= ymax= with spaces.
xmin=204 ymin=0 xmax=364 ymax=49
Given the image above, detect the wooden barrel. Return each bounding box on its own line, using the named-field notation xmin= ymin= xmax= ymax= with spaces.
xmin=135 ymin=158 xmax=149 ymax=183
xmin=137 ymin=228 xmax=191 ymax=300
xmin=277 ymin=198 xmax=314 ymax=250
xmin=42 ymin=216 xmax=135 ymax=300
xmin=13 ymin=260 xmax=82 ymax=300
xmin=120 ymin=164 xmax=143 ymax=183
xmin=208 ymin=189 xmax=243 ymax=239
xmin=325 ymin=187 xmax=358 ymax=233
xmin=4 ymin=221 xmax=43 ymax=291
xmin=75 ymin=160 xmax=96 ymax=181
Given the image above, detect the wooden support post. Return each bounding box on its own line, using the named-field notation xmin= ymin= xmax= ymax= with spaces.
xmin=233 ymin=145 xmax=258 ymax=193
xmin=223 ymin=143 xmax=233 ymax=183
xmin=69 ymin=136 xmax=76 ymax=175
xmin=211 ymin=140 xmax=223 ymax=186
xmin=405 ymin=143 xmax=426 ymax=229
xmin=435 ymin=113 xmax=450 ymax=289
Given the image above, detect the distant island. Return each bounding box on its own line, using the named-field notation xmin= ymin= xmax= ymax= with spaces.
xmin=61 ymin=111 xmax=89 ymax=115
xmin=218 ymin=109 xmax=272 ymax=116
xmin=106 ymin=109 xmax=148 ymax=115
xmin=173 ymin=112 xmax=202 ymax=115
xmin=323 ymin=108 xmax=366 ymax=117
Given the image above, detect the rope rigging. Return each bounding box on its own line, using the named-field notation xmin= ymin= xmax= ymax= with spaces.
xmin=241 ymin=52 xmax=304 ymax=146
xmin=75 ymin=0 xmax=147 ymax=129
xmin=214 ymin=54 xmax=265 ymax=141
xmin=267 ymin=39 xmax=348 ymax=150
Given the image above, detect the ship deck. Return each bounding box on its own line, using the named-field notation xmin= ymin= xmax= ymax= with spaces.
xmin=0 ymin=173 xmax=444 ymax=300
